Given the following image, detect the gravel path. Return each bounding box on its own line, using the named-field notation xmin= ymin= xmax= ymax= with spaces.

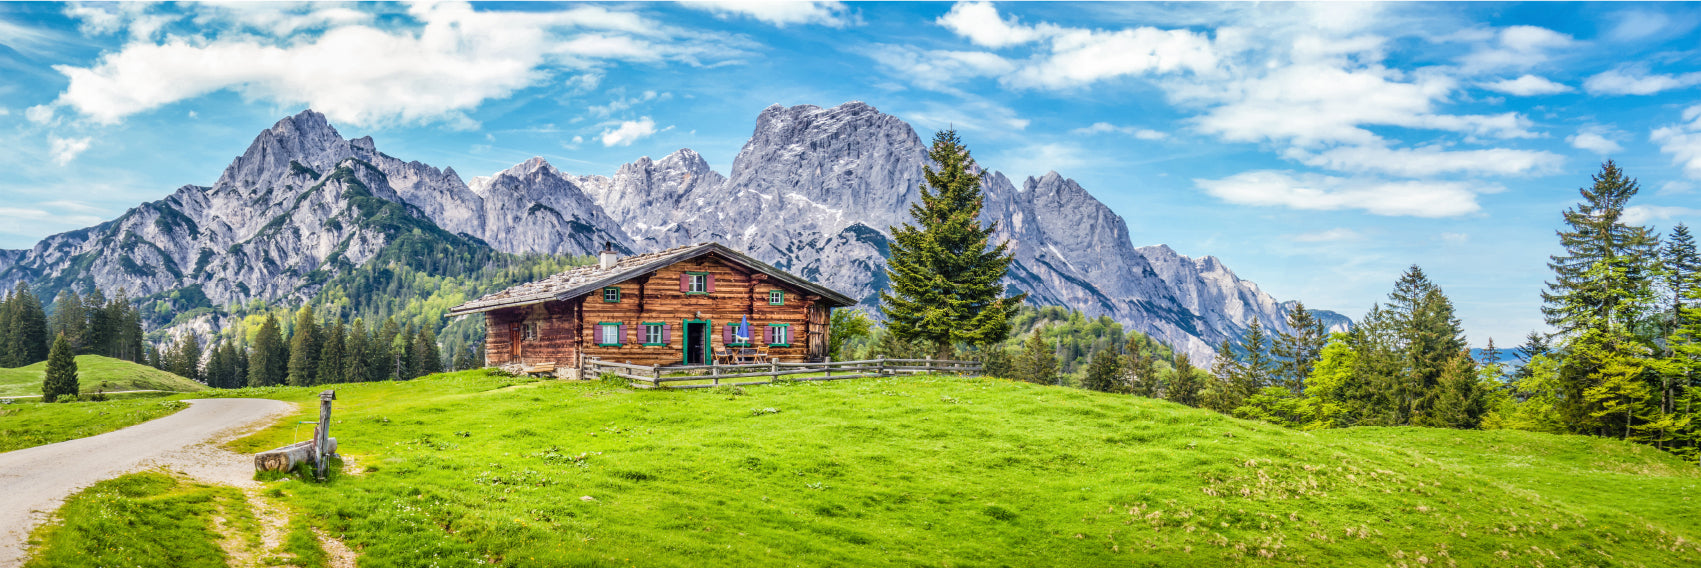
xmin=0 ymin=398 xmax=295 ymax=567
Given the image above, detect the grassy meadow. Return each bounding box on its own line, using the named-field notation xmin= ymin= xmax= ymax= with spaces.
xmin=146 ymin=370 xmax=1700 ymax=567
xmin=0 ymin=355 xmax=206 ymax=398
xmin=0 ymin=398 xmax=191 ymax=453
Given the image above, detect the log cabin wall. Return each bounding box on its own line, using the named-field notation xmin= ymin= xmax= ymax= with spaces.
xmin=482 ymin=299 xmax=581 ymax=366
xmin=577 ymin=254 xmax=824 ymax=367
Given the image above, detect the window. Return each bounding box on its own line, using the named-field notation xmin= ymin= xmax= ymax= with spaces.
xmin=687 ymin=272 xmax=708 ymax=294
xmin=768 ymin=290 xmax=785 ymax=305
xmin=597 ymin=323 xmax=622 ymax=346
xmin=643 ymin=323 xmax=666 ymax=346
xmin=522 ymin=321 xmax=539 ymax=342
xmin=768 ymin=324 xmax=790 ymax=346
xmin=602 ymin=287 xmax=621 ymax=302
xmin=724 ymin=324 xmax=751 ymax=347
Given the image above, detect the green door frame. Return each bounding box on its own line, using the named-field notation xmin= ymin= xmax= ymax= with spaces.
xmin=683 ymin=318 xmax=711 ymax=365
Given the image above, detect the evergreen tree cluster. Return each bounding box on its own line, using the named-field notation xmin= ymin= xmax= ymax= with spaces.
xmin=0 ymin=285 xmax=148 ymax=370
xmin=174 ymin=306 xmax=449 ymax=388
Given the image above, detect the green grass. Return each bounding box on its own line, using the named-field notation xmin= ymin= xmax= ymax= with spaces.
xmin=0 ymin=355 xmax=206 ymax=397
xmin=203 ymin=370 xmax=1701 ymax=567
xmin=0 ymin=398 xmax=190 ymax=453
xmin=24 ymin=471 xmax=242 ymax=568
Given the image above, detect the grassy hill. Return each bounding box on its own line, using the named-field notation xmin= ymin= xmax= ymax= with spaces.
xmin=0 ymin=355 xmax=206 ymax=398
xmin=184 ymin=371 xmax=1701 ymax=567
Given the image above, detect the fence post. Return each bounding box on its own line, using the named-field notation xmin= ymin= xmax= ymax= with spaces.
xmin=653 ymin=365 xmax=661 ymax=388
xmin=824 ymin=357 xmax=832 ymax=380
xmin=770 ymin=359 xmax=779 ymax=382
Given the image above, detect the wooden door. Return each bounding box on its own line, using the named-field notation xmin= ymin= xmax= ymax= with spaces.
xmin=509 ymin=323 xmax=523 ymax=363
xmin=807 ymin=303 xmax=828 ymax=361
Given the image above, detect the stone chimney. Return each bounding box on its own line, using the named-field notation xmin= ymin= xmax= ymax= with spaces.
xmin=599 ymin=242 xmax=618 ymax=271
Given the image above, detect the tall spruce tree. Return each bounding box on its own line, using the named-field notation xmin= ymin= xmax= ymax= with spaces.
xmin=81 ymin=288 xmax=111 ymax=356
xmin=249 ymin=314 xmax=286 ymax=387
xmin=5 ymin=284 xmax=49 ymax=366
xmin=344 ymin=318 xmax=371 ymax=383
xmin=318 ymin=319 xmax=346 ymax=385
xmin=374 ymin=318 xmax=400 ymax=380
xmin=41 ymin=333 xmax=77 ymax=403
xmin=286 ymin=306 xmax=322 ymax=386
xmin=1665 ymin=224 xmax=1701 ymax=334
xmin=170 ymin=333 xmax=202 ymax=382
xmin=1542 ymin=160 xmax=1659 ymax=335
xmin=1081 ymin=348 xmax=1124 ymax=393
xmin=1273 ymin=301 xmax=1328 ymax=393
xmin=1204 ymin=339 xmax=1247 ymax=413
xmin=413 ymin=327 xmax=443 ymax=377
xmin=1167 ymin=353 xmax=1201 ymax=407
xmin=1013 ymin=330 xmax=1058 ymax=385
xmin=1123 ymin=340 xmax=1159 ymax=397
xmin=880 ymin=130 xmax=1024 ymax=358
xmin=49 ymin=289 xmax=85 ymax=354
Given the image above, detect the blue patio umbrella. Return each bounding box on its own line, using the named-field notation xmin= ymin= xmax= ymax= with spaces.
xmin=737 ymin=316 xmax=751 ymax=345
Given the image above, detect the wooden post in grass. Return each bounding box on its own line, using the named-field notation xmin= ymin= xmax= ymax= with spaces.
xmin=653 ymin=365 xmax=662 ymax=388
xmin=314 ymin=390 xmax=335 ymax=482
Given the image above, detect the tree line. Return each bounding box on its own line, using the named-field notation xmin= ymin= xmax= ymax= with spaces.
xmin=0 ymin=285 xmax=149 ymax=370
xmin=158 ymin=305 xmax=452 ymax=388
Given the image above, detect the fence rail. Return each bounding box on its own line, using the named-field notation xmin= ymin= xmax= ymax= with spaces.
xmin=583 ymin=357 xmax=983 ymax=389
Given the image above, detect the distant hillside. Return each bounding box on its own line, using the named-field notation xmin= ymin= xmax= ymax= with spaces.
xmin=0 ymin=355 xmax=205 ymax=397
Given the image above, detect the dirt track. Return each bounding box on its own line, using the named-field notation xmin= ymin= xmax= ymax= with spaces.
xmin=0 ymin=398 xmax=294 ymax=567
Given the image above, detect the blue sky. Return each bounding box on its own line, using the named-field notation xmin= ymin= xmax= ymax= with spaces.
xmin=1 ymin=2 xmax=1699 ymax=347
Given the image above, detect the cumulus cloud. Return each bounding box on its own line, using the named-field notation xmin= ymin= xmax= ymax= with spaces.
xmin=1457 ymin=25 xmax=1573 ymax=73
xmin=1567 ymin=128 xmax=1623 ymax=155
xmin=1585 ymin=67 xmax=1701 ymax=96
xmin=1623 ymin=205 xmax=1701 ymax=226
xmin=936 ymin=1 xmax=1049 ymax=48
xmin=1195 ymin=170 xmax=1487 ymax=217
xmin=600 ymin=117 xmax=662 ymax=146
xmin=901 ymin=98 xmax=1029 ymax=133
xmin=1652 ymin=105 xmax=1701 ymax=178
xmin=1481 ymin=74 xmax=1572 ymax=96
xmin=865 ymin=45 xmax=1014 ymax=91
xmin=588 ymin=90 xmax=672 ymax=118
xmin=1290 ymin=144 xmax=1562 ymax=177
xmin=1188 ymin=64 xmax=1533 ymax=147
xmin=48 ymin=136 xmax=91 ymax=165
xmin=44 ymin=3 xmax=744 ymax=127
xmin=1070 ymin=122 xmax=1166 ymax=140
xmin=685 ymin=1 xmax=852 ymax=28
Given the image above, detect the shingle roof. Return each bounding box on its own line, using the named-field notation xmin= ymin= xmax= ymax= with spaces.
xmin=446 ymin=242 xmax=856 ymax=317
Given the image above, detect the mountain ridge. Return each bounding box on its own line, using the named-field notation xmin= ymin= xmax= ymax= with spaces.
xmin=1 ymin=103 xmax=1346 ymax=361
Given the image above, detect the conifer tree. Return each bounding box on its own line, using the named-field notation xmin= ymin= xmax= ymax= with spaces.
xmin=41 ymin=333 xmax=77 ymax=403
xmin=50 ymin=289 xmax=85 ymax=353
xmin=82 ymin=288 xmax=111 ymax=355
xmin=1427 ymin=352 xmax=1485 ymax=429
xmin=1542 ymin=160 xmax=1659 ymax=335
xmin=880 ymin=130 xmax=1024 ymax=358
xmin=111 ymin=292 xmax=145 ymax=363
xmin=1273 ymin=301 xmax=1327 ymax=393
xmin=1204 ymin=340 xmax=1246 ymax=413
xmin=413 ymin=326 xmax=442 ymax=377
xmin=344 ymin=318 xmax=371 ymax=383
xmin=1012 ymin=330 xmax=1057 ymax=385
xmin=286 ymin=306 xmax=321 ymax=386
xmin=1240 ymin=319 xmax=1277 ymax=393
xmin=1081 ymin=348 xmax=1125 ymax=393
xmin=5 ymin=284 xmax=49 ymax=366
xmin=248 ymin=314 xmax=286 ymax=387
xmin=374 ymin=318 xmax=400 ymax=380
xmin=1167 ymin=353 xmax=1201 ymax=407
xmin=1122 ymin=340 xmax=1158 ymax=397
xmin=1664 ymin=223 xmax=1700 ymax=330
xmin=205 ymin=341 xmax=239 ymax=388
xmin=318 ymin=319 xmax=346 ymax=385
xmin=170 ymin=333 xmax=201 ymax=382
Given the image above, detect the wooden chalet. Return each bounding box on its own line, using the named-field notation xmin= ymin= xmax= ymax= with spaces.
xmin=447 ymin=242 xmax=857 ymax=372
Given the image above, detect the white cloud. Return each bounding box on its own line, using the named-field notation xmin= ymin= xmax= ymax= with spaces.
xmin=1652 ymin=106 xmax=1701 ymax=178
xmin=189 ymin=4 xmax=375 ymax=36
xmin=1070 ymin=122 xmax=1166 ymax=140
xmin=937 ymin=1 xmax=1050 ymax=48
xmin=0 ymin=107 xmax=8 ymax=117
xmin=1187 ymin=64 xmax=1533 ymax=147
xmin=0 ymin=16 xmax=71 ymax=57
xmin=588 ymin=90 xmax=673 ymax=118
xmin=48 ymin=136 xmax=91 ymax=165
xmin=902 ymin=99 xmax=1029 ymax=134
xmin=1288 ymin=228 xmax=1360 ymax=242
xmin=1584 ymin=67 xmax=1701 ymax=96
xmin=1440 ymin=232 xmax=1470 ymax=244
xmin=24 ymin=105 xmax=54 ymax=124
xmin=600 ymin=117 xmax=662 ymax=146
xmin=1007 ymin=26 xmax=1216 ymax=90
xmin=1624 ymin=205 xmax=1701 ymax=226
xmin=997 ymin=143 xmax=1089 ymax=177
xmin=685 ymin=1 xmax=851 ymax=28
xmin=1567 ymin=128 xmax=1622 ymax=155
xmin=866 ymin=45 xmax=1015 ymax=91
xmin=45 ymin=3 xmax=743 ymax=127
xmin=1481 ymin=74 xmax=1572 ymax=96
xmin=1195 ymin=170 xmax=1487 ymax=217
xmin=1457 ymin=25 xmax=1573 ymax=73
xmin=1291 ymin=144 xmax=1561 ymax=177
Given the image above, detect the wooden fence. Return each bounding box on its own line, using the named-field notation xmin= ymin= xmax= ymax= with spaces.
xmin=583 ymin=357 xmax=983 ymax=389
